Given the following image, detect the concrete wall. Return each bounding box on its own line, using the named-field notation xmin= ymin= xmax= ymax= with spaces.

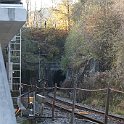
xmin=0 ymin=4 xmax=26 ymax=45
xmin=0 ymin=45 xmax=16 ymax=124
xmin=0 ymin=0 xmax=21 ymax=4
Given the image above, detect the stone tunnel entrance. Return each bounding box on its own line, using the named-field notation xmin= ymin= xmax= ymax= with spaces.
xmin=52 ymin=70 xmax=66 ymax=87
xmin=45 ymin=63 xmax=66 ymax=87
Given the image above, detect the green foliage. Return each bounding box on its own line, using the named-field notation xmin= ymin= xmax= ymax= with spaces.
xmin=22 ymin=28 xmax=67 ymax=67
xmin=21 ymin=120 xmax=29 ymax=124
xmin=21 ymin=29 xmax=38 ymax=71
xmin=49 ymin=0 xmax=73 ymax=30
xmin=61 ymin=23 xmax=92 ymax=70
xmin=115 ymin=109 xmax=124 ymax=115
xmin=62 ymin=0 xmax=123 ymax=73
xmin=30 ymin=28 xmax=67 ymax=60
xmin=71 ymin=3 xmax=83 ymax=22
xmin=21 ymin=27 xmax=68 ymax=83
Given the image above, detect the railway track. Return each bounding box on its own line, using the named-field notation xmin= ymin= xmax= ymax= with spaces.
xmin=46 ymin=99 xmax=103 ymax=123
xmin=42 ymin=94 xmax=124 ymax=124
xmin=35 ymin=94 xmax=103 ymax=124
xmin=20 ymin=89 xmax=124 ymax=124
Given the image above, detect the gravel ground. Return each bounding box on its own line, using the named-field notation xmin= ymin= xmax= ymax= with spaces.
xmin=38 ymin=106 xmax=95 ymax=124
xmin=17 ymin=105 xmax=97 ymax=124
xmin=17 ymin=105 xmax=122 ymax=124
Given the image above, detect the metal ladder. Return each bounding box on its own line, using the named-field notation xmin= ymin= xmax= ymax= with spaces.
xmin=8 ymin=29 xmax=22 ymax=107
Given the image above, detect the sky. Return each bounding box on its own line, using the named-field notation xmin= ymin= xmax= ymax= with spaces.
xmin=22 ymin=0 xmax=61 ymax=10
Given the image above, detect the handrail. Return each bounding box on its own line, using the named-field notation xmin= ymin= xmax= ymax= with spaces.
xmin=21 ymin=83 xmax=124 ymax=94
xmin=110 ymin=88 xmax=124 ymax=94
xmin=19 ymin=90 xmax=35 ymax=97
xmin=77 ymin=88 xmax=107 ymax=92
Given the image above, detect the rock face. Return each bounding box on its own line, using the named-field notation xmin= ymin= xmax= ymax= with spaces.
xmin=0 ymin=0 xmax=21 ymax=4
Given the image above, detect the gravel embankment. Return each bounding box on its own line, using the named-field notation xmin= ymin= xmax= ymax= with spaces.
xmin=38 ymin=105 xmax=96 ymax=124
xmin=17 ymin=105 xmax=97 ymax=124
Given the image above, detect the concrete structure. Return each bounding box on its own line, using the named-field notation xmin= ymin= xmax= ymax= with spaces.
xmin=0 ymin=45 xmax=17 ymax=124
xmin=0 ymin=4 xmax=26 ymax=46
xmin=0 ymin=3 xmax=26 ymax=124
xmin=0 ymin=0 xmax=21 ymax=4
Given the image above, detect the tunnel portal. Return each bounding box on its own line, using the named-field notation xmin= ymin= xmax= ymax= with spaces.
xmin=44 ymin=63 xmax=66 ymax=87
xmin=52 ymin=70 xmax=66 ymax=87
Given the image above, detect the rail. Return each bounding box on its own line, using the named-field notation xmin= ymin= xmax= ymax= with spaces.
xmin=20 ymin=83 xmax=124 ymax=124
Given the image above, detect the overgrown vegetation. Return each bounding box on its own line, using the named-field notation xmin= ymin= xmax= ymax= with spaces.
xmin=21 ymin=28 xmax=68 ymax=83
xmin=60 ymin=0 xmax=124 ymax=115
xmin=61 ymin=0 xmax=124 ymax=87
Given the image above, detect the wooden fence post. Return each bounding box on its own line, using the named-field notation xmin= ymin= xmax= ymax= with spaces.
xmin=104 ymin=83 xmax=111 ymax=124
xmin=52 ymin=83 xmax=57 ymax=121
xmin=28 ymin=119 xmax=36 ymax=124
xmin=43 ymin=82 xmax=46 ymax=96
xmin=28 ymin=119 xmax=33 ymax=124
xmin=33 ymin=91 xmax=36 ymax=116
xmin=28 ymin=88 xmax=30 ymax=106
xmin=71 ymin=75 xmax=77 ymax=124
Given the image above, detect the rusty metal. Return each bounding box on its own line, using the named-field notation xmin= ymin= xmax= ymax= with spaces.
xmin=104 ymin=85 xmax=111 ymax=124
xmin=46 ymin=97 xmax=104 ymax=124
xmin=47 ymin=94 xmax=124 ymax=123
xmin=52 ymin=83 xmax=57 ymax=121
xmin=71 ymin=76 xmax=77 ymax=124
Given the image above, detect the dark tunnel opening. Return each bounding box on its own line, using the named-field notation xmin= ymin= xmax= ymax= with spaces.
xmin=52 ymin=70 xmax=66 ymax=87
